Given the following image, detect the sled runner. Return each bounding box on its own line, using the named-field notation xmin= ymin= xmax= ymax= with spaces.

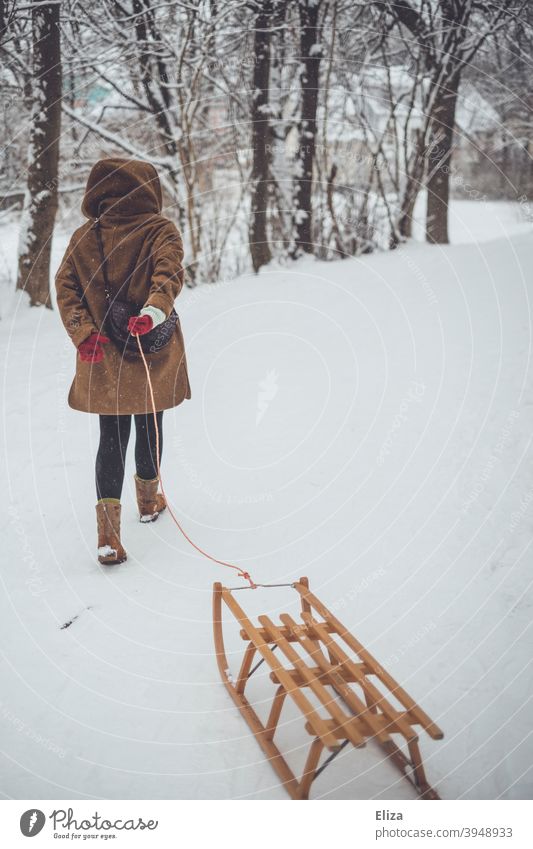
xmin=213 ymin=577 xmax=443 ymax=800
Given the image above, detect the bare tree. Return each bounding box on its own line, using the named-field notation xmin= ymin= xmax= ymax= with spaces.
xmin=63 ymin=0 xmax=254 ymax=283
xmin=15 ymin=1 xmax=61 ymax=307
xmin=249 ymin=0 xmax=275 ymax=272
xmin=4 ymin=0 xmax=528 ymax=296
xmin=0 ymin=3 xmax=32 ymax=195
xmin=292 ymin=0 xmax=324 ymax=256
xmin=382 ymin=0 xmax=523 ymax=244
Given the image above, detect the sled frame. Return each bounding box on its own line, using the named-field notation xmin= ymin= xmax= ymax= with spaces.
xmin=213 ymin=577 xmax=443 ymax=800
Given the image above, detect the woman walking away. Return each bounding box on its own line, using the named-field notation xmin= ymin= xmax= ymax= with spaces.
xmin=55 ymin=158 xmax=191 ymax=566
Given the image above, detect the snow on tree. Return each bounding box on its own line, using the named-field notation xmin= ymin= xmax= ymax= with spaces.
xmin=16 ymin=0 xmax=62 ymax=307
xmin=2 ymin=0 xmax=530 ymax=288
xmin=292 ymin=0 xmax=324 ymax=256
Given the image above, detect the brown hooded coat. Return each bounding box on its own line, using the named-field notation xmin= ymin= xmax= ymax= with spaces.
xmin=55 ymin=158 xmax=191 ymax=415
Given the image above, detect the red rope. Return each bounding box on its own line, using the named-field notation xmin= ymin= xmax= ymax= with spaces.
xmin=136 ymin=334 xmax=256 ymax=588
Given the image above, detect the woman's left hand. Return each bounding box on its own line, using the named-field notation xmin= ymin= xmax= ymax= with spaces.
xmin=128 ymin=314 xmax=153 ymax=336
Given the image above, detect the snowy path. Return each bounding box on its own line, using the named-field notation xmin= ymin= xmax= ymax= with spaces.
xmin=1 ymin=225 xmax=533 ymax=799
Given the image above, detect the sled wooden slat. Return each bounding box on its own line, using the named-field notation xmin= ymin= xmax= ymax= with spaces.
xmin=213 ymin=577 xmax=443 ymax=800
xmin=277 ymin=611 xmax=413 ymax=746
xmin=239 ymin=621 xmax=337 ymax=643
xmin=300 ymin=612 xmax=419 ymax=743
xmin=269 ymin=662 xmax=369 ymax=687
xmin=218 ymin=585 xmax=339 ymax=750
xmin=293 ymin=581 xmax=443 ymax=741
xmin=259 ymin=615 xmax=366 ymax=749
xmin=280 ymin=612 xmax=399 ymax=746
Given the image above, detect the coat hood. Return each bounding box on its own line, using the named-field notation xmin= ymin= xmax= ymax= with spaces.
xmin=82 ymin=158 xmax=163 ymax=219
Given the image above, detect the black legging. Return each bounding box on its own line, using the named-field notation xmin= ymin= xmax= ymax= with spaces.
xmin=95 ymin=412 xmax=164 ymax=500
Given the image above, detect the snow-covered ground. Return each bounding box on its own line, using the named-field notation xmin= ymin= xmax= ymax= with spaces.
xmin=1 ymin=202 xmax=532 ymax=800
xmin=412 ymin=196 xmax=533 ymax=245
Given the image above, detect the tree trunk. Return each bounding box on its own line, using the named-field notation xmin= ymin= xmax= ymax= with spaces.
xmin=425 ymin=71 xmax=460 ymax=245
xmin=398 ymin=175 xmax=422 ymax=239
xmin=249 ymin=2 xmax=273 ymax=273
xmin=398 ymin=128 xmax=426 ymax=239
xmin=293 ymin=0 xmax=322 ymax=256
xmin=16 ymin=1 xmax=61 ymax=307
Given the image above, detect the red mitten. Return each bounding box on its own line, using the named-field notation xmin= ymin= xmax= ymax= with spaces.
xmin=128 ymin=314 xmax=153 ymax=336
xmin=78 ymin=332 xmax=110 ymax=363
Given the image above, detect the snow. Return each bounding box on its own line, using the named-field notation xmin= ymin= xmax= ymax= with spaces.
xmin=140 ymin=514 xmax=158 ymax=524
xmin=456 ymin=81 xmax=500 ymax=135
xmin=97 ymin=545 xmax=118 ymax=558
xmin=1 ymin=202 xmax=532 ymax=800
xmin=411 ymin=198 xmax=533 ymax=245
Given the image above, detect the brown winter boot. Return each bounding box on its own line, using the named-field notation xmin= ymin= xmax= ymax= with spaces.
xmin=96 ymin=500 xmax=127 ymax=565
xmin=134 ymin=474 xmax=167 ymax=523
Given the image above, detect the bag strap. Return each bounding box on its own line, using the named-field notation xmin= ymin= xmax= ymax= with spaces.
xmin=93 ymin=213 xmax=112 ymax=304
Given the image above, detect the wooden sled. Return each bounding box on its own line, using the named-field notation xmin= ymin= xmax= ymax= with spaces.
xmin=213 ymin=577 xmax=443 ymax=800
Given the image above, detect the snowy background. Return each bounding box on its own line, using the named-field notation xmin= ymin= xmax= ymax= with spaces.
xmin=1 ymin=198 xmax=532 ymax=800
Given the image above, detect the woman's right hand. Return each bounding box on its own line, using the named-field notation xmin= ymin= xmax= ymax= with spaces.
xmin=128 ymin=314 xmax=153 ymax=336
xmin=78 ymin=332 xmax=110 ymax=363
